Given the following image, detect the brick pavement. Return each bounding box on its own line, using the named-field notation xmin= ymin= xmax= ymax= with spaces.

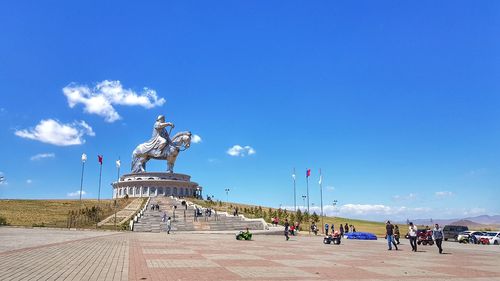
xmin=1 ymin=227 xmax=500 ymax=280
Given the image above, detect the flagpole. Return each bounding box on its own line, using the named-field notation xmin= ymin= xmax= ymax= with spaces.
xmin=293 ymin=168 xmax=296 ymax=212
xmin=116 ymin=157 xmax=121 ymax=194
xmin=320 ymin=168 xmax=324 ymax=234
xmin=115 ymin=157 xmax=120 ymax=230
xmin=98 ymin=156 xmax=103 ymax=203
xmin=306 ymin=169 xmax=310 ymax=234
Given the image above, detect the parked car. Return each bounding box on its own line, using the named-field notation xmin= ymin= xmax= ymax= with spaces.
xmin=443 ymin=225 xmax=469 ymax=241
xmin=457 ymin=231 xmax=486 ymax=244
xmin=478 ymin=232 xmax=500 ymax=245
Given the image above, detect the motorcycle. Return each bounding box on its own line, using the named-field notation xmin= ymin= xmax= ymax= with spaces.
xmin=323 ymin=231 xmax=342 ymax=245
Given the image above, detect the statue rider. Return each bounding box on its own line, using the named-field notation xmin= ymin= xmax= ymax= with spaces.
xmin=150 ymin=115 xmax=174 ymax=157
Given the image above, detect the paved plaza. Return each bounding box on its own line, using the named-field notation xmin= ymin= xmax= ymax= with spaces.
xmin=1 ymin=227 xmax=499 ymax=281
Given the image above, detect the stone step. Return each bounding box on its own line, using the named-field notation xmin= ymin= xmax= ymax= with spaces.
xmin=134 ymin=196 xmax=266 ymax=232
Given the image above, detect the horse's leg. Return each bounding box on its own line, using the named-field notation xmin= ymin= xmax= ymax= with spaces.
xmin=141 ymin=157 xmax=147 ymax=172
xmin=167 ymin=151 xmax=179 ymax=173
xmin=132 ymin=154 xmax=141 ymax=173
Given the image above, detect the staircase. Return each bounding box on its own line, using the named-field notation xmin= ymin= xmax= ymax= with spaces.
xmin=98 ymin=198 xmax=145 ymax=227
xmin=133 ymin=197 xmax=266 ymax=232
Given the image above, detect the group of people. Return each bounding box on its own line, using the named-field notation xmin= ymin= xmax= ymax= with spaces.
xmin=386 ymin=220 xmax=444 ymax=254
xmin=150 ymin=203 xmax=160 ymax=211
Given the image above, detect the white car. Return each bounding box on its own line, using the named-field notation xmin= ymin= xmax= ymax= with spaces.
xmin=457 ymin=231 xmax=485 ymax=243
xmin=479 ymin=232 xmax=500 ymax=245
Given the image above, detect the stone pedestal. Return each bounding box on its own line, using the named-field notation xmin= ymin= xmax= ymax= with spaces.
xmin=112 ymin=172 xmax=202 ymax=199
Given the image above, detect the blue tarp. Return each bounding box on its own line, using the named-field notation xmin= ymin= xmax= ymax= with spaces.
xmin=344 ymin=232 xmax=378 ymax=240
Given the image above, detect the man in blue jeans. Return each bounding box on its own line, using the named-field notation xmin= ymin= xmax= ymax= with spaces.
xmin=385 ymin=220 xmax=398 ymax=250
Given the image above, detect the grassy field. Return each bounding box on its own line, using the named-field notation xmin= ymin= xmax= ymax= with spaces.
xmin=0 ymin=199 xmax=134 ymax=228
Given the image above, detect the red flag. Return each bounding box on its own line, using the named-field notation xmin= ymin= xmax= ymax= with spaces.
xmin=306 ymin=169 xmax=311 ymax=178
xmin=98 ymin=155 xmax=103 ymax=165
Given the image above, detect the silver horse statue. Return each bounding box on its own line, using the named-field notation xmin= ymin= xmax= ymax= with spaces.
xmin=131 ymin=131 xmax=192 ymax=173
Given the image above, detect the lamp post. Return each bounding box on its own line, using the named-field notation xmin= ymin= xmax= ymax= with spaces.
xmin=332 ymin=200 xmax=338 ymax=223
xmin=225 ymin=188 xmax=230 ymax=212
xmin=301 ymin=195 xmax=306 ymax=211
xmin=319 ymin=169 xmax=323 ymax=234
xmin=79 ymin=153 xmax=87 ymax=202
xmin=196 ymin=187 xmax=200 ymax=199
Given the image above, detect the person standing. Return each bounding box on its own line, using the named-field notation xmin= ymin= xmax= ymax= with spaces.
xmin=344 ymin=223 xmax=349 ymax=233
xmin=385 ymin=220 xmax=398 ymax=250
xmin=408 ymin=222 xmax=418 ymax=252
xmin=432 ymin=223 xmax=444 ymax=254
xmin=166 ymin=217 xmax=171 ymax=234
xmin=284 ymin=219 xmax=290 ymax=241
xmin=325 ymin=223 xmax=329 ymax=236
xmin=339 ymin=224 xmax=344 ymax=237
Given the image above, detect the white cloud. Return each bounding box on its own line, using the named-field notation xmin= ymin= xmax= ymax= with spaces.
xmin=462 ymin=207 xmax=486 ymax=216
xmin=67 ymin=190 xmax=86 ymax=197
xmin=435 ymin=191 xmax=454 ymax=198
xmin=340 ymin=204 xmax=394 ymax=215
xmin=208 ymin=158 xmax=219 ymax=163
xmin=15 ymin=119 xmax=95 ymax=146
xmin=392 ymin=193 xmax=418 ymax=201
xmin=30 ymin=153 xmax=55 ymax=161
xmin=191 ymin=134 xmax=202 ymax=144
xmin=227 ymin=145 xmax=256 ymax=157
xmin=63 ymin=80 xmax=165 ymax=122
xmin=284 ymin=202 xmax=491 ymax=222
xmin=26 ymin=179 xmax=32 ymax=184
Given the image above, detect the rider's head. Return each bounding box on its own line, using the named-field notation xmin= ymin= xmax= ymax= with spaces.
xmin=157 ymin=115 xmax=165 ymax=122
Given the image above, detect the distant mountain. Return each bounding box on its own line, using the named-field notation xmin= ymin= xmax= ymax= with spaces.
xmin=401 ymin=215 xmax=500 ymax=226
xmin=449 ymin=219 xmax=485 ymax=228
xmin=463 ymin=215 xmax=500 ymax=225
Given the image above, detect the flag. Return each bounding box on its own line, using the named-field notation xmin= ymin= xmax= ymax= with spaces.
xmin=116 ymin=159 xmax=121 ymax=168
xmin=319 ymin=175 xmax=322 ymax=185
xmin=306 ymin=169 xmax=311 ymax=178
xmin=98 ymin=155 xmax=103 ymax=165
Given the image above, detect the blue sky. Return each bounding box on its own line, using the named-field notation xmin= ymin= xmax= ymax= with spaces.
xmin=1 ymin=1 xmax=499 ymax=221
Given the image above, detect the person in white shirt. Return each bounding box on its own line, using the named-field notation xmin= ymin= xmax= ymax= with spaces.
xmin=408 ymin=222 xmax=418 ymax=252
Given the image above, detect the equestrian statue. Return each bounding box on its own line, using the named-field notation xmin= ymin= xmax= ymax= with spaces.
xmin=131 ymin=115 xmax=192 ymax=173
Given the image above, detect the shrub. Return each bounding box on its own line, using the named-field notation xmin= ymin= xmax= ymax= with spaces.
xmin=0 ymin=215 xmax=8 ymax=226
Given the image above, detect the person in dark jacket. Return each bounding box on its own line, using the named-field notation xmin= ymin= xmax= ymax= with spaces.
xmin=385 ymin=220 xmax=398 ymax=251
xmin=394 ymin=225 xmax=401 ymax=245
xmin=284 ymin=219 xmax=290 ymax=241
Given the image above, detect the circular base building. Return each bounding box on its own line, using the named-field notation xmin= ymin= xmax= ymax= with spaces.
xmin=112 ymin=172 xmax=202 ymax=198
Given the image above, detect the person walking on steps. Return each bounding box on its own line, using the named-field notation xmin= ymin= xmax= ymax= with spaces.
xmin=385 ymin=220 xmax=398 ymax=250
xmin=408 ymin=222 xmax=418 ymax=252
xmin=432 ymin=223 xmax=444 ymax=254
xmin=284 ymin=219 xmax=290 ymax=241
